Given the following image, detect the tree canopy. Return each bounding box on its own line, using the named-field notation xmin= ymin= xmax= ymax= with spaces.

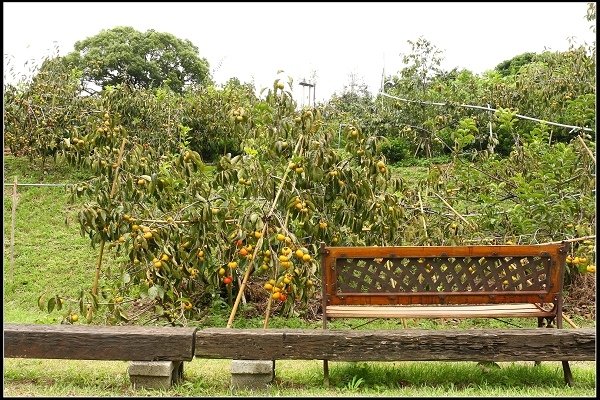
xmin=65 ymin=26 xmax=212 ymax=92
xmin=495 ymin=52 xmax=536 ymax=77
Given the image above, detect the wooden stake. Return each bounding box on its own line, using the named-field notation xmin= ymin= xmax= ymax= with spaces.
xmin=91 ymin=241 xmax=106 ymax=298
xmin=433 ymin=191 xmax=475 ymax=229
xmin=10 ymin=176 xmax=18 ymax=283
xmin=226 ymin=232 xmax=265 ymax=328
xmin=417 ymin=191 xmax=428 ymax=239
xmin=263 ymin=292 xmax=274 ymax=329
xmin=562 ymin=313 xmax=579 ymax=329
xmin=237 ymin=276 xmax=247 ymax=305
xmin=541 ymin=235 xmax=595 ymax=245
xmin=577 ymin=135 xmax=596 ymax=164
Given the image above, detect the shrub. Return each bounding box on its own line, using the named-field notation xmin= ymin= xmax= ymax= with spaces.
xmin=381 ymin=136 xmax=411 ymax=164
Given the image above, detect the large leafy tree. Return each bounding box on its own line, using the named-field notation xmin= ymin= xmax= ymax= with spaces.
xmin=65 ymin=26 xmax=212 ymax=93
xmin=495 ymin=52 xmax=536 ymax=77
xmin=384 ymin=37 xmax=447 ymax=158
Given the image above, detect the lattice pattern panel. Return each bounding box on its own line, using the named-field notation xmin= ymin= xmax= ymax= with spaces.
xmin=335 ymin=256 xmax=550 ymax=294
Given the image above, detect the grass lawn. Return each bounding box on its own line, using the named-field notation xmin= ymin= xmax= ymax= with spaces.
xmin=3 ymin=358 xmax=596 ymax=397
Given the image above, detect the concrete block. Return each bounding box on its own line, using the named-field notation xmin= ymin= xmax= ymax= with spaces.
xmin=231 ymin=360 xmax=275 ymax=390
xmin=129 ymin=360 xmax=183 ymax=390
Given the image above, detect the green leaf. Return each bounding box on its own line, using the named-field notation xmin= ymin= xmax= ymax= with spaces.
xmin=90 ymin=292 xmax=99 ymax=309
xmin=38 ymin=293 xmax=47 ymax=311
xmin=119 ymin=310 xmax=130 ymax=321
xmin=155 ymin=305 xmax=164 ymax=316
xmin=148 ymin=285 xmax=159 ymax=300
xmin=47 ymin=297 xmax=56 ymax=313
xmin=156 ymin=285 xmax=165 ymax=300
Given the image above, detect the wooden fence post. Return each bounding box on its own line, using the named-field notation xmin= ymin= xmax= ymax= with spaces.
xmin=10 ymin=176 xmax=18 ymax=283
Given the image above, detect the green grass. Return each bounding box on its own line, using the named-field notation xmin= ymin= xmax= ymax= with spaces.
xmin=3 ymin=154 xmax=95 ymax=183
xmin=3 ymin=155 xmax=120 ymax=324
xmin=2 ymin=155 xmax=596 ymax=396
xmin=390 ymin=164 xmax=430 ymax=186
xmin=3 ymin=359 xmax=596 ymax=397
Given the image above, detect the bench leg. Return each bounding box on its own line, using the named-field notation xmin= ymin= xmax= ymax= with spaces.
xmin=323 ymin=359 xmax=329 ymax=387
xmin=322 ymin=307 xmax=329 ymax=387
xmin=556 ymin=300 xmax=574 ymax=386
xmin=562 ymin=361 xmax=574 ymax=386
xmin=534 ymin=317 xmax=545 ymax=367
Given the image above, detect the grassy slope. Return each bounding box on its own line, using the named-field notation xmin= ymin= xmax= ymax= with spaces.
xmin=3 ymin=155 xmax=121 ymax=323
xmin=2 ymin=155 xmax=596 ymax=396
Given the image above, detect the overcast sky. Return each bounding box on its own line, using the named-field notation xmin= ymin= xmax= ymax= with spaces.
xmin=3 ymin=2 xmax=595 ymax=104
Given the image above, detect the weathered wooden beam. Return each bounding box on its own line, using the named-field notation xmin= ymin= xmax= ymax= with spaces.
xmin=5 ymin=324 xmax=595 ymax=364
xmin=4 ymin=324 xmax=197 ymax=361
xmin=194 ymin=328 xmax=596 ymax=362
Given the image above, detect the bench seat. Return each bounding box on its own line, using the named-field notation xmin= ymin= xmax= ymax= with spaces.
xmin=325 ymin=303 xmax=555 ymax=319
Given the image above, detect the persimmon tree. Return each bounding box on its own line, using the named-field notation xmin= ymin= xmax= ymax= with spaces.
xmin=41 ymin=75 xmax=438 ymax=326
xmin=34 ymin=81 xmax=597 ymax=325
xmin=3 ymin=56 xmax=91 ymax=167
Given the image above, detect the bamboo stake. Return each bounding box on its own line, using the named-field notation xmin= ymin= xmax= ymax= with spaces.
xmin=237 ymin=276 xmax=247 ymax=305
xmin=226 ymin=136 xmax=305 ymax=328
xmin=562 ymin=313 xmax=579 ymax=329
xmin=540 ymin=235 xmax=595 ymax=245
xmin=417 ymin=191 xmax=428 ymax=239
xmin=263 ymin=293 xmax=274 ymax=329
xmin=226 ymin=227 xmax=265 ymax=328
xmin=432 ymin=191 xmax=475 ymax=229
xmin=90 ymin=241 xmax=106 ymax=298
xmin=577 ymin=135 xmax=596 ymax=164
xmin=10 ymin=176 xmax=18 ymax=283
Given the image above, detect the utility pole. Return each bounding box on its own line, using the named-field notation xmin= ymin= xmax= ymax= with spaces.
xmin=299 ymin=79 xmax=316 ymax=107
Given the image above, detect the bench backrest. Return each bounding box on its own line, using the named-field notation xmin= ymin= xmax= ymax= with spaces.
xmin=320 ymin=243 xmax=567 ymax=306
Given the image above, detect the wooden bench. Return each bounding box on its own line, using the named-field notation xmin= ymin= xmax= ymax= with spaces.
xmin=320 ymin=243 xmax=578 ymax=385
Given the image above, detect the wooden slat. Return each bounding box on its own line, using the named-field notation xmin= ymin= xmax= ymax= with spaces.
xmin=329 ymin=304 xmax=545 ymax=311
xmin=4 ymin=324 xmax=197 ymax=361
xmin=326 ymin=303 xmax=555 ymax=318
xmin=194 ymin=328 xmax=595 ymax=362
